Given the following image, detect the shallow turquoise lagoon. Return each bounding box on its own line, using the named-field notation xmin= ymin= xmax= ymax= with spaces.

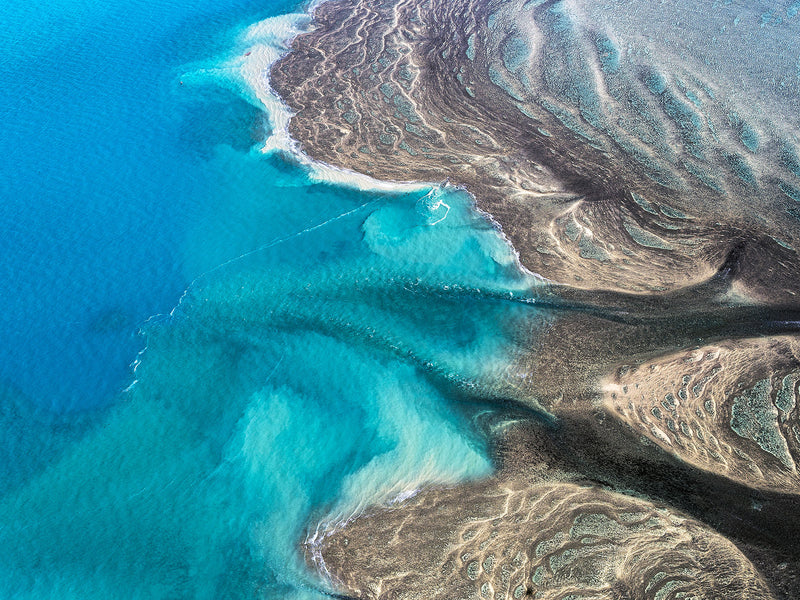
xmin=0 ymin=2 xmax=545 ymax=598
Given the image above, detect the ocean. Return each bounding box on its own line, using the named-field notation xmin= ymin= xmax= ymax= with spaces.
xmin=0 ymin=1 xmax=543 ymax=597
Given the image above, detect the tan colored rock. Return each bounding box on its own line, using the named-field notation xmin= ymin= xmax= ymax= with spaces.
xmin=602 ymin=336 xmax=800 ymax=495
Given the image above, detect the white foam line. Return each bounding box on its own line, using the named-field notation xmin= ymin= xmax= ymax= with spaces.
xmin=125 ymin=0 xmax=545 ymax=518
xmin=471 ymin=197 xmax=551 ymax=282
xmin=302 ymin=474 xmax=457 ymax=587
xmin=123 ymin=177 xmax=454 ymax=394
xmin=123 ymin=197 xmax=380 ymax=394
xmin=417 ymin=186 xmax=451 ymax=225
xmin=206 ymin=198 xmax=374 ymax=273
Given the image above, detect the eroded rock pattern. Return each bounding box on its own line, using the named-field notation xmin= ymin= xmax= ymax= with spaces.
xmin=272 ymin=0 xmax=800 ymax=299
xmin=603 ymin=337 xmax=800 ymax=494
xmin=312 ymin=477 xmax=775 ymax=600
xmin=270 ymin=0 xmax=800 ymax=596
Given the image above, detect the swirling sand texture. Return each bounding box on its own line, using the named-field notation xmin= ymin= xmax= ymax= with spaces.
xmin=315 ymin=476 xmax=774 ymax=600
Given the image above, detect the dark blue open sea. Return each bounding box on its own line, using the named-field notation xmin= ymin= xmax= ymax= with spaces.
xmin=0 ymin=0 xmax=542 ymax=597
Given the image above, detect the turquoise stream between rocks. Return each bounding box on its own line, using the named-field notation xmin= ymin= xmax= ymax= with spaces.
xmin=0 ymin=1 xmax=545 ymax=597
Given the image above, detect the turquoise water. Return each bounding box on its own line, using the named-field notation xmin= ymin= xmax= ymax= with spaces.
xmin=0 ymin=2 xmax=544 ymax=598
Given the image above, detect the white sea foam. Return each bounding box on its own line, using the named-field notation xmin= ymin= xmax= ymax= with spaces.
xmin=193 ymin=2 xmax=547 ymax=286
xmin=177 ymin=0 xmax=548 ymax=287
xmin=416 ymin=186 xmax=451 ymax=225
xmin=236 ymin=13 xmax=309 ymax=154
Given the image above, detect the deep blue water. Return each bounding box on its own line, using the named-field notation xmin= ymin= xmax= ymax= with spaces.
xmin=0 ymin=0 xmax=297 ymax=410
xmin=0 ymin=1 xmax=544 ymax=597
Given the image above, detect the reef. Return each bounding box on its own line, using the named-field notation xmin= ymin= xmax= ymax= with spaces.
xmin=272 ymin=0 xmax=800 ymax=299
xmin=313 ymin=426 xmax=776 ymax=600
xmin=271 ymin=0 xmax=800 ymax=597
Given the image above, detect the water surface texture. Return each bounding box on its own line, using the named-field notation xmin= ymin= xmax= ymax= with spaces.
xmin=3 ymin=0 xmax=800 ymax=598
xmin=0 ymin=3 xmax=545 ymax=597
xmin=0 ymin=0 xmax=296 ymax=408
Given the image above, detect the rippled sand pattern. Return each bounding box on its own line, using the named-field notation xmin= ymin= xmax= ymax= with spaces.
xmin=315 ymin=473 xmax=774 ymax=600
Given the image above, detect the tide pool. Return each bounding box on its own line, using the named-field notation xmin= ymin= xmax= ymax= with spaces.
xmin=0 ymin=4 xmax=546 ymax=599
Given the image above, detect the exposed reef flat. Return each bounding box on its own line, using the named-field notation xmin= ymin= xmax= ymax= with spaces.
xmin=311 ymin=425 xmax=776 ymax=600
xmin=603 ymin=336 xmax=800 ymax=495
xmin=272 ymin=0 xmax=800 ymax=300
xmin=271 ymin=0 xmax=800 ymax=597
